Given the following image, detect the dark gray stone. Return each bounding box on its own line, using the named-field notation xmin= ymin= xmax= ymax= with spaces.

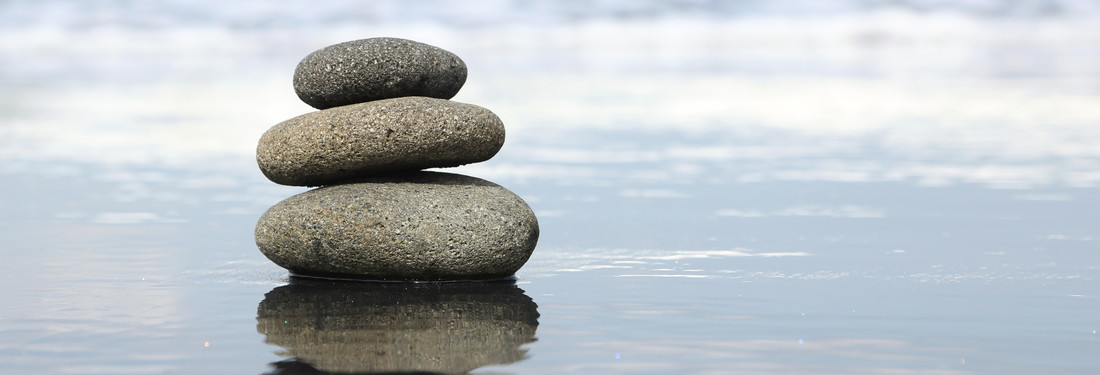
xmin=257 ymin=279 xmax=539 ymax=374
xmin=254 ymin=172 xmax=539 ymax=281
xmin=293 ymin=37 xmax=467 ymax=109
xmin=256 ymin=96 xmax=505 ymax=187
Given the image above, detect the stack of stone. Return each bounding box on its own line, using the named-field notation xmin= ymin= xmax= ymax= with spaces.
xmin=254 ymin=37 xmax=539 ymax=281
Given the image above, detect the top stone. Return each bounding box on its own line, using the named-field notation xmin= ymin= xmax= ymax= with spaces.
xmin=293 ymin=38 xmax=467 ymax=109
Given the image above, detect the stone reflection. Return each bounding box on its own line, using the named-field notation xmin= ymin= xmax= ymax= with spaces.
xmin=257 ymin=278 xmax=539 ymax=375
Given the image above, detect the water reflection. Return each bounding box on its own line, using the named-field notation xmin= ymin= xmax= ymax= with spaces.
xmin=256 ymin=278 xmax=539 ymax=374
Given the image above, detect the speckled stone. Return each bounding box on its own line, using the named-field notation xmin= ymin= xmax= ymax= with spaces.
xmin=256 ymin=96 xmax=505 ymax=187
xmin=254 ymin=172 xmax=539 ymax=281
xmin=293 ymin=37 xmax=467 ymax=109
xmin=257 ymin=279 xmax=538 ymax=374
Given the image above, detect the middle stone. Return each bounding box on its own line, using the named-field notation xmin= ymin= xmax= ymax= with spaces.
xmin=257 ymin=96 xmax=505 ymax=186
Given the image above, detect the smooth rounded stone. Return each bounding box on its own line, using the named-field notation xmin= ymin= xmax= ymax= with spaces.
xmin=256 ymin=96 xmax=505 ymax=187
xmin=257 ymin=279 xmax=539 ymax=374
xmin=293 ymin=37 xmax=467 ymax=109
xmin=254 ymin=172 xmax=539 ymax=281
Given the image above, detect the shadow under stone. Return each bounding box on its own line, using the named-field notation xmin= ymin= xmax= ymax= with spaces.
xmin=257 ymin=278 xmax=540 ymax=374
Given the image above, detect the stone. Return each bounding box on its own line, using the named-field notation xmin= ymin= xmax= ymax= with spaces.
xmin=256 ymin=96 xmax=505 ymax=187
xmin=254 ymin=172 xmax=539 ymax=281
xmin=257 ymin=279 xmax=538 ymax=374
xmin=293 ymin=37 xmax=467 ymax=109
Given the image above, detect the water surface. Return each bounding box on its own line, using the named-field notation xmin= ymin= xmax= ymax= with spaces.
xmin=2 ymin=1 xmax=1099 ymax=374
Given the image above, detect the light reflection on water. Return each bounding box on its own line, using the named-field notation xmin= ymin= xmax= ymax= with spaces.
xmin=2 ymin=1 xmax=1100 ymax=374
xmin=256 ymin=279 xmax=538 ymax=374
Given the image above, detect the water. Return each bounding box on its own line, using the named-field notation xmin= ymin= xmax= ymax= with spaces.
xmin=2 ymin=1 xmax=1100 ymax=373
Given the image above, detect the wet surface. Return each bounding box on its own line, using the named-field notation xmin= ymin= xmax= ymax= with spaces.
xmin=2 ymin=1 xmax=1100 ymax=374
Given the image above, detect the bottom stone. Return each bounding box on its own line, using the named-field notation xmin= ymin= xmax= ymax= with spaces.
xmin=254 ymin=171 xmax=539 ymax=281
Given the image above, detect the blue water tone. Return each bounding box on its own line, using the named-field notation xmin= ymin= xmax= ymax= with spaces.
xmin=2 ymin=1 xmax=1099 ymax=374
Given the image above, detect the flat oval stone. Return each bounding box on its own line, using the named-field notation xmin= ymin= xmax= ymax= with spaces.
xmin=256 ymin=97 xmax=505 ymax=187
xmin=293 ymin=37 xmax=467 ymax=109
xmin=254 ymin=172 xmax=539 ymax=281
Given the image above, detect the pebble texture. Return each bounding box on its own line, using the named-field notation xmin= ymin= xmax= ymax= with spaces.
xmin=257 ymin=279 xmax=538 ymax=374
xmin=294 ymin=37 xmax=467 ymax=109
xmin=256 ymin=96 xmax=505 ymax=187
xmin=254 ymin=172 xmax=539 ymax=281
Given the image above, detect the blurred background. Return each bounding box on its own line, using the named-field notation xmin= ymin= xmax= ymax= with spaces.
xmin=2 ymin=0 xmax=1099 ymax=374
xmin=4 ymin=0 xmax=1099 ymax=174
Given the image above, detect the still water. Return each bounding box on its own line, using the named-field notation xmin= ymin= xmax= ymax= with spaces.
xmin=2 ymin=1 xmax=1099 ymax=374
